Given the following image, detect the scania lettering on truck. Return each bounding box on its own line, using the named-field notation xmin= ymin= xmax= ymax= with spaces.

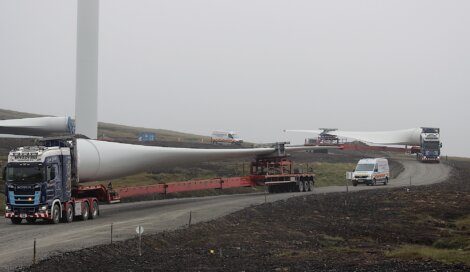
xmin=352 ymin=158 xmax=390 ymax=186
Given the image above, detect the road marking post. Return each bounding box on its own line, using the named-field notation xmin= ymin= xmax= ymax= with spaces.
xmin=110 ymin=223 xmax=113 ymax=244
xmin=33 ymin=238 xmax=37 ymax=265
xmin=136 ymin=225 xmax=144 ymax=256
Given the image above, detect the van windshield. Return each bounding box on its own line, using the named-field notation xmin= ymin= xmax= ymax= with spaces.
xmin=355 ymin=164 xmax=375 ymax=171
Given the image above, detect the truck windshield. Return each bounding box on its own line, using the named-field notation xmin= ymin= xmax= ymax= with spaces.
xmin=6 ymin=165 xmax=44 ymax=183
xmin=355 ymin=164 xmax=375 ymax=171
xmin=423 ymin=141 xmax=440 ymax=150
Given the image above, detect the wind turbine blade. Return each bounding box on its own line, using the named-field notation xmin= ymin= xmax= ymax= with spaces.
xmin=0 ymin=117 xmax=73 ymax=136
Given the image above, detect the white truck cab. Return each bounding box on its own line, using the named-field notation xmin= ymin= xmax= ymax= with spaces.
xmin=352 ymin=158 xmax=390 ymax=186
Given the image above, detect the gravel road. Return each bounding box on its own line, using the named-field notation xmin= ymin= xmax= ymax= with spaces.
xmin=0 ymin=158 xmax=451 ymax=271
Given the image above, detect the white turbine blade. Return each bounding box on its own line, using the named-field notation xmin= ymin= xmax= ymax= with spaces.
xmin=0 ymin=117 xmax=73 ymax=136
xmin=285 ymin=128 xmax=423 ymax=146
xmin=77 ymin=140 xmax=340 ymax=182
xmin=75 ymin=0 xmax=99 ymax=139
xmin=284 ymin=129 xmax=324 ymax=134
xmin=77 ymin=139 xmax=275 ymax=182
xmin=285 ymin=145 xmax=341 ymax=151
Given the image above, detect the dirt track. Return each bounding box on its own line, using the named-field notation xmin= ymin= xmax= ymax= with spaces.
xmin=0 ymin=158 xmax=451 ymax=270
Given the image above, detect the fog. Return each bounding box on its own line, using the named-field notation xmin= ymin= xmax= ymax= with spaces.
xmin=0 ymin=0 xmax=469 ymax=156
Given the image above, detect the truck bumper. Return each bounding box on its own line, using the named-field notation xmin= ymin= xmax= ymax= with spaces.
xmin=5 ymin=210 xmax=50 ymax=219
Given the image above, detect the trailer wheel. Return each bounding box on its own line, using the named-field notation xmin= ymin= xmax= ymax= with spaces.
xmin=303 ymin=180 xmax=310 ymax=192
xmin=62 ymin=205 xmax=74 ymax=223
xmin=90 ymin=201 xmax=99 ymax=219
xmin=80 ymin=202 xmax=90 ymax=221
xmin=51 ymin=204 xmax=60 ymax=224
xmin=297 ymin=181 xmax=304 ymax=192
xmin=26 ymin=218 xmax=37 ymax=224
xmin=11 ymin=218 xmax=22 ymax=225
xmin=309 ymin=180 xmax=314 ymax=191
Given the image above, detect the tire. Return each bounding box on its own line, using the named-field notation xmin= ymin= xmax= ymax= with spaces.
xmin=384 ymin=177 xmax=389 ymax=186
xmin=26 ymin=218 xmax=37 ymax=224
xmin=90 ymin=201 xmax=99 ymax=219
xmin=303 ymin=180 xmax=309 ymax=192
xmin=373 ymin=179 xmax=377 ymax=186
xmin=62 ymin=204 xmax=74 ymax=223
xmin=11 ymin=218 xmax=22 ymax=225
xmin=297 ymin=180 xmax=304 ymax=192
xmin=80 ymin=202 xmax=90 ymax=221
xmin=51 ymin=204 xmax=60 ymax=224
xmin=352 ymin=180 xmax=358 ymax=187
xmin=309 ymin=180 xmax=314 ymax=191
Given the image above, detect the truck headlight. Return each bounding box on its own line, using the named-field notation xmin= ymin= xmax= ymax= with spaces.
xmin=39 ymin=205 xmax=48 ymax=211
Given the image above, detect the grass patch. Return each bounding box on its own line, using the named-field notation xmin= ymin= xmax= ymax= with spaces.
xmin=387 ymin=244 xmax=470 ymax=265
xmin=310 ymin=162 xmax=356 ymax=187
xmin=456 ymin=215 xmax=470 ymax=231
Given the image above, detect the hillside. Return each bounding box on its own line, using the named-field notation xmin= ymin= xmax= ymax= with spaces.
xmin=0 ymin=108 xmax=211 ymax=143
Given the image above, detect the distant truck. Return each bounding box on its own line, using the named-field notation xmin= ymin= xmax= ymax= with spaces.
xmin=211 ymin=131 xmax=243 ymax=145
xmin=351 ymin=158 xmax=390 ymax=186
xmin=413 ymin=127 xmax=442 ymax=163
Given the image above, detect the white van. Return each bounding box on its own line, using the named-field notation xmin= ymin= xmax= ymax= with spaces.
xmin=352 ymin=158 xmax=390 ymax=186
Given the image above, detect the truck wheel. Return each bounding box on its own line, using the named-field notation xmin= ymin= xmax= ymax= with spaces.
xmin=352 ymin=180 xmax=358 ymax=187
xmin=384 ymin=177 xmax=389 ymax=185
xmin=80 ymin=202 xmax=90 ymax=221
xmin=51 ymin=204 xmax=61 ymax=224
xmin=62 ymin=205 xmax=74 ymax=223
xmin=373 ymin=178 xmax=377 ymax=186
xmin=297 ymin=181 xmax=304 ymax=192
xmin=11 ymin=218 xmax=22 ymax=225
xmin=90 ymin=201 xmax=99 ymax=219
xmin=26 ymin=218 xmax=37 ymax=224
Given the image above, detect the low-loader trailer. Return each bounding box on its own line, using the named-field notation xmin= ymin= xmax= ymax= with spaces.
xmin=3 ymin=138 xmax=315 ymax=224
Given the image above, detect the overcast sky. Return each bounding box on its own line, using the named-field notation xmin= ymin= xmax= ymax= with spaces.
xmin=0 ymin=0 xmax=469 ymax=156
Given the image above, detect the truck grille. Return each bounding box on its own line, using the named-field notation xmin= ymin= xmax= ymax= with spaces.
xmin=13 ymin=207 xmax=37 ymax=214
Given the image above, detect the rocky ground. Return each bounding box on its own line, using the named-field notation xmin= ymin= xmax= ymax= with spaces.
xmin=18 ymin=159 xmax=470 ymax=272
